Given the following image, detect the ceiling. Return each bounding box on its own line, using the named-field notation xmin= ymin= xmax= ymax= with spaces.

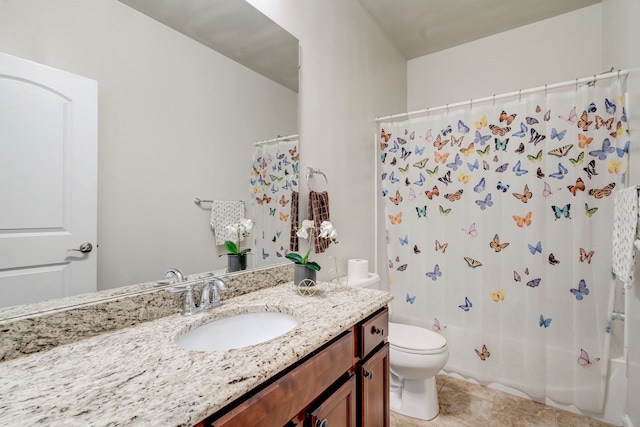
xmin=118 ymin=0 xmax=299 ymax=92
xmin=358 ymin=0 xmax=601 ymax=59
xmin=117 ymin=0 xmax=601 ymax=92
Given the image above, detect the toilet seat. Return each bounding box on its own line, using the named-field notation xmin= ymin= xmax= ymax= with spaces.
xmin=389 ymin=322 xmax=447 ymax=355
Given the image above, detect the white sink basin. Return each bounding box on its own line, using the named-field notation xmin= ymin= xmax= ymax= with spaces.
xmin=175 ymin=311 xmax=298 ymax=351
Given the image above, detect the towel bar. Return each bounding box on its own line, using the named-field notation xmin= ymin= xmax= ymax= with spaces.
xmin=194 ymin=198 xmax=213 ymax=206
xmin=194 ymin=198 xmax=245 ymax=206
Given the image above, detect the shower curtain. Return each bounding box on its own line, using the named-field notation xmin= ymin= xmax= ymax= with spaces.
xmin=379 ymin=80 xmax=629 ymax=411
xmin=251 ymin=138 xmax=299 ymax=268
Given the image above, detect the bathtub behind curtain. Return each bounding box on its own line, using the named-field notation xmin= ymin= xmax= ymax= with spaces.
xmin=379 ymin=80 xmax=629 ymax=411
xmin=251 ymin=138 xmax=299 ymax=268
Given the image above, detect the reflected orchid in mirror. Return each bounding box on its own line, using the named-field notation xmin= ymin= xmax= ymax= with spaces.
xmin=286 ymin=220 xmax=338 ymax=271
xmin=220 ymin=218 xmax=253 ymax=256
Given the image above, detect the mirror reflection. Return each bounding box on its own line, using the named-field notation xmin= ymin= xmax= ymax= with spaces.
xmin=250 ymin=135 xmax=300 ymax=268
xmin=0 ymin=0 xmax=299 ymax=310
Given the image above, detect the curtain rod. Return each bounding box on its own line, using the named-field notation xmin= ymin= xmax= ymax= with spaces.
xmin=254 ymin=133 xmax=299 ymax=146
xmin=375 ymin=69 xmax=629 ymax=122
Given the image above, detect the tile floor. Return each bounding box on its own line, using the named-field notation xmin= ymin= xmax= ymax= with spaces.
xmin=390 ymin=374 xmax=619 ymax=427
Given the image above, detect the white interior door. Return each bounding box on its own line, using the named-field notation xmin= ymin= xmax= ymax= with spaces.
xmin=0 ymin=53 xmax=97 ymax=308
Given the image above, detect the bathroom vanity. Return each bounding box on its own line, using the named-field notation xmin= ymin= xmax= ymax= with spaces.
xmin=0 ymin=279 xmax=392 ymax=426
xmin=208 ymin=307 xmax=389 ymax=426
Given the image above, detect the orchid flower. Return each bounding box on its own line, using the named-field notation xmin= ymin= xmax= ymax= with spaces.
xmin=296 ymin=219 xmax=314 ymax=239
xmin=318 ymin=221 xmax=338 ymax=243
xmin=220 ymin=218 xmax=253 ymax=256
xmin=285 ymin=220 xmax=338 ymax=271
xmin=239 ymin=218 xmax=253 ymax=236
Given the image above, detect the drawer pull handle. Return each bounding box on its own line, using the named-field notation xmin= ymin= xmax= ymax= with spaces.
xmin=371 ymin=326 xmax=384 ymax=335
xmin=316 ymin=419 xmax=328 ymax=427
xmin=363 ymin=369 xmax=374 ymax=380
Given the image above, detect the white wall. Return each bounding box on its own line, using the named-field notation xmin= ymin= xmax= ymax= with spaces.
xmin=0 ymin=0 xmax=298 ymax=289
xmin=247 ymin=0 xmax=407 ymax=281
xmin=407 ymin=4 xmax=603 ymax=111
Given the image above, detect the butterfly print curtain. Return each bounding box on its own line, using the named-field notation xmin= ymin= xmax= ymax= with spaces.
xmin=379 ymin=80 xmax=629 ymax=411
xmin=251 ymin=138 xmax=299 ymax=268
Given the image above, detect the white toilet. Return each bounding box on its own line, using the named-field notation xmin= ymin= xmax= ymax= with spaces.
xmin=346 ymin=273 xmax=449 ymax=420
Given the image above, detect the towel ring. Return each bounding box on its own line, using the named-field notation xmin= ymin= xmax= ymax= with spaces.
xmin=306 ymin=167 xmax=328 ymax=192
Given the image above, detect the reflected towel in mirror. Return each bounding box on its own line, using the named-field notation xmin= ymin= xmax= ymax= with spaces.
xmin=210 ymin=200 xmax=245 ymax=245
xmin=290 ymin=190 xmax=299 ymax=251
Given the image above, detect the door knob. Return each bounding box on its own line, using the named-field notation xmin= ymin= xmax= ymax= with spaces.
xmin=68 ymin=242 xmax=93 ymax=253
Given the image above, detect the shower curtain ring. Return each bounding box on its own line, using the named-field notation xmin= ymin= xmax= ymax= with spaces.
xmin=492 ymin=94 xmax=496 ymax=106
xmin=518 ymin=89 xmax=522 ymax=102
xmin=446 ymin=104 xmax=449 ymax=114
xmin=575 ymin=77 xmax=579 ymax=92
xmin=617 ymin=69 xmax=621 ymax=80
xmin=469 ymin=99 xmax=473 ymax=110
xmin=544 ymin=84 xmax=548 ymax=98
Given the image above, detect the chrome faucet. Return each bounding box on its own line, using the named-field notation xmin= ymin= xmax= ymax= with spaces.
xmin=164 ymin=268 xmax=185 ymax=283
xmin=200 ymin=277 xmax=227 ymax=310
xmin=169 ymin=276 xmax=227 ymax=316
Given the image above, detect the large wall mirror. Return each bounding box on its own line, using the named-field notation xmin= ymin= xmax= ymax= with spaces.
xmin=0 ymin=0 xmax=298 ymax=310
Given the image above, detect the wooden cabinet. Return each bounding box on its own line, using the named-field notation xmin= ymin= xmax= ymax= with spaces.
xmin=356 ymin=308 xmax=390 ymax=427
xmin=359 ymin=343 xmax=389 ymax=427
xmin=358 ymin=308 xmax=388 ymax=358
xmin=210 ymin=331 xmax=354 ymax=427
xmin=204 ymin=307 xmax=389 ymax=427
xmin=306 ymin=375 xmax=357 ymax=427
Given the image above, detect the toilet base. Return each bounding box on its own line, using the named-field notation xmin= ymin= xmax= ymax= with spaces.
xmin=390 ymin=374 xmax=440 ymax=421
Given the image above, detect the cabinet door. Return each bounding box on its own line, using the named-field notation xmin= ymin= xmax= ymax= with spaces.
xmin=359 ymin=343 xmax=389 ymax=427
xmin=209 ymin=331 xmax=354 ymax=427
xmin=307 ymin=375 xmax=356 ymax=427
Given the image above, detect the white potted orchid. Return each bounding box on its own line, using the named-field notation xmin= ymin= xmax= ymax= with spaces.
xmin=219 ymin=218 xmax=253 ymax=272
xmin=285 ymin=220 xmax=338 ymax=286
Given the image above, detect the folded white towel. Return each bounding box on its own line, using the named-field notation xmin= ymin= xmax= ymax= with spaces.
xmin=612 ymin=187 xmax=638 ymax=287
xmin=210 ymin=201 xmax=245 ymax=245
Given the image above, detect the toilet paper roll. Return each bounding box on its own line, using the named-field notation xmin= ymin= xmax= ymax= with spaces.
xmin=348 ymin=259 xmax=369 ymax=282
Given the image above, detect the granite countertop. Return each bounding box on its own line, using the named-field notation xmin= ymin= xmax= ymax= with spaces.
xmin=0 ymin=283 xmax=392 ymax=426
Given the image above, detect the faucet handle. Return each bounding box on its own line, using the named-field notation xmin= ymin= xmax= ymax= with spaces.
xmin=169 ymin=284 xmax=198 ymax=315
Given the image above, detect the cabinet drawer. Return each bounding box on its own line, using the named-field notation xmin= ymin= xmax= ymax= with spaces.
xmin=306 ymin=375 xmax=356 ymax=427
xmin=358 ymin=308 xmax=388 ymax=358
xmin=210 ymin=330 xmax=354 ymax=427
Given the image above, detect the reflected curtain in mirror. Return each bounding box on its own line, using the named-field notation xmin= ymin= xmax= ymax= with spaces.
xmin=251 ymin=136 xmax=300 ymax=268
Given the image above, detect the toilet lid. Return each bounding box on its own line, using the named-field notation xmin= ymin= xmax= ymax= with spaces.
xmin=388 ymin=322 xmax=447 ymax=353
